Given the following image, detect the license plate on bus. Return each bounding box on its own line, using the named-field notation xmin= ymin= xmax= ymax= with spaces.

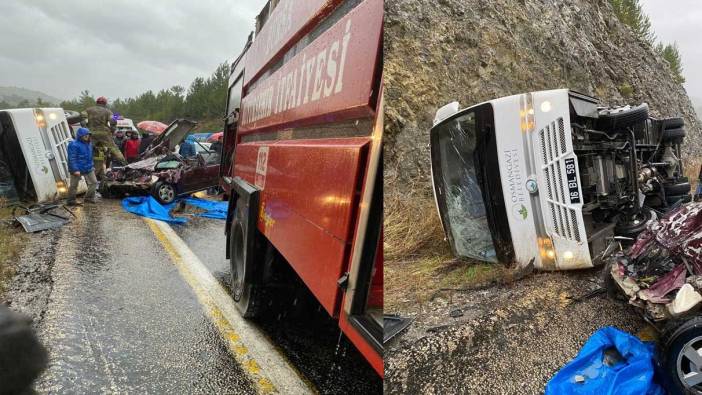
xmin=564 ymin=158 xmax=580 ymax=204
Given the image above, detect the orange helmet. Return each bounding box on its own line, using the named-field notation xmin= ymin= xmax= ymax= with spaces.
xmin=96 ymin=96 xmax=107 ymax=105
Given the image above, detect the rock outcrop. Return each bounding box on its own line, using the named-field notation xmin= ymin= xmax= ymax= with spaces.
xmin=384 ymin=0 xmax=701 ymax=187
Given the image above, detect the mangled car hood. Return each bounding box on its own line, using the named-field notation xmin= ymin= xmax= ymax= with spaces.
xmin=609 ymin=202 xmax=702 ymax=320
xmin=140 ymin=119 xmax=197 ymax=158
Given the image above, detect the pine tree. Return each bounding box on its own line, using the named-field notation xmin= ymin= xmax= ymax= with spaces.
xmin=610 ymin=0 xmax=686 ymax=85
xmin=656 ymin=42 xmax=686 ymax=84
xmin=610 ymin=0 xmax=655 ymax=44
xmin=61 ymin=61 xmax=231 ymax=128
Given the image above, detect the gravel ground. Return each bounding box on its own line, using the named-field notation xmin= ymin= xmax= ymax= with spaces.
xmin=384 ymin=268 xmax=648 ymax=394
xmin=3 ymin=227 xmax=61 ymax=328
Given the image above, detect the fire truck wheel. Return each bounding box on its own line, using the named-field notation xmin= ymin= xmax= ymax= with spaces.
xmin=595 ymin=103 xmax=649 ymax=132
xmin=229 ymin=219 xmax=262 ymax=318
xmin=659 ymin=317 xmax=702 ymax=395
xmin=151 ymin=182 xmax=176 ymax=204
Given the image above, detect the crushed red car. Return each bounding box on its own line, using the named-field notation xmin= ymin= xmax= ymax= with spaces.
xmin=100 ymin=119 xmax=220 ymax=204
xmin=607 ymin=201 xmax=702 ymax=393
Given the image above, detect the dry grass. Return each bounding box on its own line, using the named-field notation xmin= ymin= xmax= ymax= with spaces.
xmin=384 ymin=184 xmax=448 ymax=262
xmin=684 ymin=157 xmax=701 ymax=195
xmin=0 ymin=197 xmax=25 ymax=296
xmin=384 ymin=183 xmax=506 ymax=312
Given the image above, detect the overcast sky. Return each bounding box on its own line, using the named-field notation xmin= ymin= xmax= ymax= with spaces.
xmin=2 ymin=1 xmax=699 ymax=105
xmin=0 ymin=0 xmax=262 ymax=101
xmin=640 ymin=0 xmax=702 ymax=102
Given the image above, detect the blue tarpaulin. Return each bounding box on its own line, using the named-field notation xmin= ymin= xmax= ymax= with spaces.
xmin=121 ymin=195 xmax=227 ymax=224
xmin=181 ymin=197 xmax=228 ymax=219
xmin=545 ymin=326 xmax=664 ymax=395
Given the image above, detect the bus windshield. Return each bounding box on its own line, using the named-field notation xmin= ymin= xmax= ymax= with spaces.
xmin=430 ymin=106 xmax=503 ymax=262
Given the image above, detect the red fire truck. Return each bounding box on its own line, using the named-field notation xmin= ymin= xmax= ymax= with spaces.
xmin=220 ymin=0 xmax=384 ymax=377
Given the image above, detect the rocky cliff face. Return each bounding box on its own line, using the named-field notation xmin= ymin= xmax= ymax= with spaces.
xmin=384 ymin=0 xmax=701 ymax=187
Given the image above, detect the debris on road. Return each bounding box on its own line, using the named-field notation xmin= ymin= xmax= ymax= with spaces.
xmin=121 ymin=195 xmax=227 ymax=224
xmin=13 ymin=203 xmax=74 ymax=233
xmin=383 ymin=315 xmax=412 ymax=343
xmin=545 ymin=326 xmax=663 ymax=395
xmin=608 ymin=202 xmax=702 ymax=321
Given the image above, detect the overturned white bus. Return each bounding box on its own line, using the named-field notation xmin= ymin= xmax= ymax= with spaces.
xmin=431 ymin=89 xmax=689 ymax=270
xmin=0 ymin=108 xmax=86 ymax=203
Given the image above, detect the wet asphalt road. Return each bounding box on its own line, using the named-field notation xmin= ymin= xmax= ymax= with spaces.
xmin=35 ymin=201 xmax=255 ymax=394
xmin=31 ymin=199 xmax=380 ymax=394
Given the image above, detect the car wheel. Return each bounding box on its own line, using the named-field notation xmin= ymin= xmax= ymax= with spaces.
xmin=614 ymin=208 xmax=655 ymax=239
xmin=665 ymin=181 xmax=692 ymax=196
xmin=596 ymin=104 xmax=649 ymax=131
xmin=229 ymin=217 xmax=262 ymax=318
xmin=659 ymin=317 xmax=702 ymax=395
xmin=151 ymin=182 xmax=176 ymax=204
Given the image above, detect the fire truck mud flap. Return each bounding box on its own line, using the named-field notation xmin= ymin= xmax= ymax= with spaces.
xmin=224 ymin=176 xmax=260 ymax=287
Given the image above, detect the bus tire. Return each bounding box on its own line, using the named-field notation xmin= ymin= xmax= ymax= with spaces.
xmin=662 ymin=127 xmax=686 ymax=142
xmin=664 ymin=181 xmax=691 ymax=196
xmin=595 ymin=104 xmax=649 ymax=132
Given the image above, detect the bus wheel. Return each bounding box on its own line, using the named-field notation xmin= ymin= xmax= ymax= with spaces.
xmin=229 ymin=217 xmax=262 ymax=318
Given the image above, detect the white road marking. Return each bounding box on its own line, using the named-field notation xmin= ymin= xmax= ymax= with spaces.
xmin=145 ymin=218 xmax=313 ymax=394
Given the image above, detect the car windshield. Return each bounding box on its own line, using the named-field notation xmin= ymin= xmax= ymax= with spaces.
xmin=430 ymin=109 xmax=498 ymax=262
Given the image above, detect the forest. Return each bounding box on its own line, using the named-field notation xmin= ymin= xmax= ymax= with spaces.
xmin=59 ymin=62 xmax=230 ymax=131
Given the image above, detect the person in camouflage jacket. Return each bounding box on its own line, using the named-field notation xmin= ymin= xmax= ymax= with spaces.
xmin=83 ymin=96 xmax=126 ymax=165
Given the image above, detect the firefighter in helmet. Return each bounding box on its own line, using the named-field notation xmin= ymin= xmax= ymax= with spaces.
xmin=83 ymin=96 xmax=126 ymax=165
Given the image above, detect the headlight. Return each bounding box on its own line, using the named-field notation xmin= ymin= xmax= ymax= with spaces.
xmin=34 ymin=111 xmax=47 ymax=128
xmin=538 ymin=237 xmax=557 ymax=265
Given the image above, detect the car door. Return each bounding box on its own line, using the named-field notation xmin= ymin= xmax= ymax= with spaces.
xmin=181 ymin=154 xmax=219 ymax=193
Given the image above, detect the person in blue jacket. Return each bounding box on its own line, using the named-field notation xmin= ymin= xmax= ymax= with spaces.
xmin=66 ymin=127 xmax=98 ymax=205
xmin=178 ymin=135 xmax=197 ymax=158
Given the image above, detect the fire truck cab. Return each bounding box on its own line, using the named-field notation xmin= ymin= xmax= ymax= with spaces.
xmin=221 ymin=0 xmax=384 ymax=377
